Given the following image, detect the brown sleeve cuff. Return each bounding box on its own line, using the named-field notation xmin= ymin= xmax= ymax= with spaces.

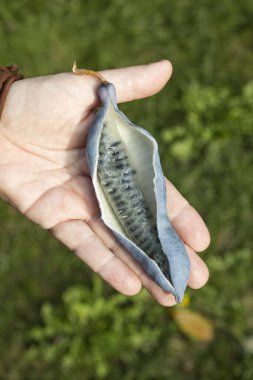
xmin=0 ymin=64 xmax=24 ymax=118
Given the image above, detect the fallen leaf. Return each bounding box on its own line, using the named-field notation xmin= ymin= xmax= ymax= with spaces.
xmin=180 ymin=294 xmax=191 ymax=308
xmin=172 ymin=309 xmax=214 ymax=342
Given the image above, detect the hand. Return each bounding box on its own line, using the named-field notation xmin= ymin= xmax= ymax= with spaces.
xmin=0 ymin=61 xmax=210 ymax=306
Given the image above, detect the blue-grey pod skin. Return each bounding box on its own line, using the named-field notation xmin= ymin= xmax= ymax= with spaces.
xmin=87 ymin=83 xmax=190 ymax=303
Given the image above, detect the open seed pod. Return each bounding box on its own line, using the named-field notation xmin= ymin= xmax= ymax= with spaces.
xmin=73 ymin=65 xmax=190 ymax=302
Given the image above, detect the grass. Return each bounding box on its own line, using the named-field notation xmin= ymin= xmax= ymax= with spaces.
xmin=0 ymin=1 xmax=252 ymax=379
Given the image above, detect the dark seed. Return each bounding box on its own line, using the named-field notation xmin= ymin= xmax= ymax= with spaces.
xmin=112 ymin=194 xmax=121 ymax=201
xmin=115 ymin=201 xmax=126 ymax=208
xmin=142 ymin=243 xmax=152 ymax=251
xmin=125 ymin=219 xmax=134 ymax=226
xmin=129 ymin=192 xmax=138 ymax=199
xmin=115 ymin=163 xmax=125 ymax=170
xmin=117 ymin=208 xmax=128 ymax=215
xmin=124 ymin=169 xmax=137 ymax=176
xmin=108 ymin=188 xmax=117 ymax=194
xmin=112 ymin=150 xmax=120 ymax=156
xmin=110 ymin=141 xmax=121 ymax=148
xmin=122 ymin=178 xmax=132 ymax=184
xmin=133 ymin=232 xmax=142 ymax=240
xmin=103 ymin=181 xmax=113 ymax=187
xmin=124 ymin=184 xmax=133 ymax=191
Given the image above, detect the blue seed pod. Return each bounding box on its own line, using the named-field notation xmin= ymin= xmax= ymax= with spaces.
xmin=73 ymin=64 xmax=190 ymax=303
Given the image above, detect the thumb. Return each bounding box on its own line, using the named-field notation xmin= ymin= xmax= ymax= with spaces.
xmin=100 ymin=60 xmax=173 ymax=103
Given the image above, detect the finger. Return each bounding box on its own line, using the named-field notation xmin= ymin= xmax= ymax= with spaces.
xmin=101 ymin=60 xmax=173 ymax=103
xmin=51 ymin=219 xmax=142 ymax=296
xmin=186 ymin=246 xmax=209 ymax=289
xmin=68 ymin=60 xmax=172 ymax=109
xmin=165 ymin=179 xmax=211 ymax=252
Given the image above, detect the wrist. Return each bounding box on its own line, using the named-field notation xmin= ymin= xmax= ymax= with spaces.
xmin=0 ymin=131 xmax=9 ymax=197
xmin=0 ymin=130 xmax=18 ymax=206
xmin=0 ymin=65 xmax=24 ymax=119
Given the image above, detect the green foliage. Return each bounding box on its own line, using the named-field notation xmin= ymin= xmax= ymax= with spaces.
xmin=161 ymin=80 xmax=253 ymax=160
xmin=0 ymin=1 xmax=253 ymax=379
xmin=23 ymin=282 xmax=164 ymax=379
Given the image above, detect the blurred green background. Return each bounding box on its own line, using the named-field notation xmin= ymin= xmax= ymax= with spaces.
xmin=0 ymin=0 xmax=253 ymax=379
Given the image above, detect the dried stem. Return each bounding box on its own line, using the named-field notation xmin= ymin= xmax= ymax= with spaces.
xmin=72 ymin=61 xmax=108 ymax=84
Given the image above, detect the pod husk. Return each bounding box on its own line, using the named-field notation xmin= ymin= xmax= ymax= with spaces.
xmin=87 ymin=82 xmax=190 ymax=302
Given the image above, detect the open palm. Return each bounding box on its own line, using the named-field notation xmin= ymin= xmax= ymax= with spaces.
xmin=0 ymin=61 xmax=210 ymax=305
